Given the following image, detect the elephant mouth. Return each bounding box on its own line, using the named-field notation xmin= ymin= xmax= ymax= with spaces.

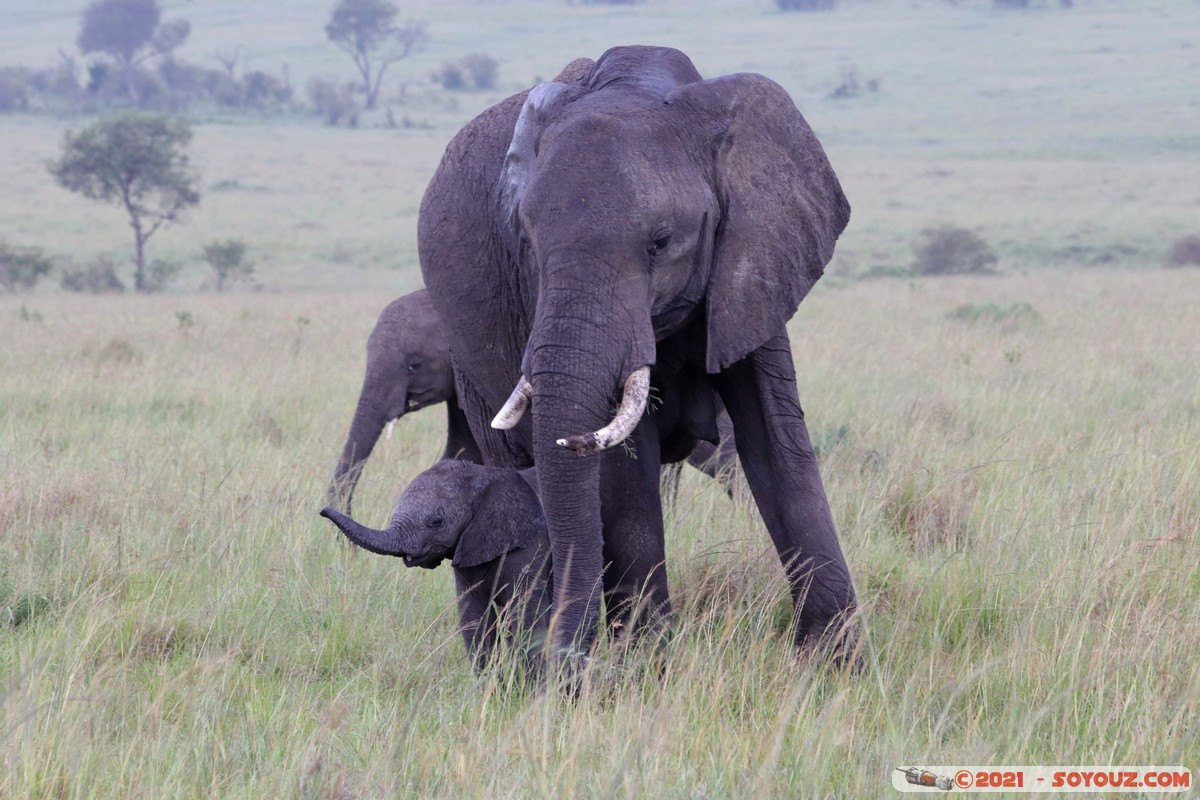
xmin=402 ymin=552 xmax=445 ymax=569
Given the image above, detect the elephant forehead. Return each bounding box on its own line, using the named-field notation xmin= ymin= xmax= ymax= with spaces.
xmin=542 ymin=109 xmax=696 ymax=171
xmin=524 ymin=119 xmax=708 ymax=221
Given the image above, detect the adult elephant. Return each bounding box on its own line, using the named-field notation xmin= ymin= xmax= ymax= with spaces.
xmin=327 ymin=288 xmax=737 ymax=514
xmin=419 ymin=46 xmax=856 ymax=665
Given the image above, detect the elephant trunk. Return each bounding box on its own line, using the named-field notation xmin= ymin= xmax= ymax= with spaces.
xmin=319 ymin=506 xmax=415 ymax=560
xmin=328 ymin=379 xmax=408 ymax=513
xmin=556 ymin=366 xmax=651 ymax=454
xmin=526 ymin=261 xmax=657 ymax=662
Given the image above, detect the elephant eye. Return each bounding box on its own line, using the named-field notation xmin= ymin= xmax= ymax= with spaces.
xmin=428 ymin=516 xmax=445 ymax=529
xmin=407 ymin=361 xmax=421 ymax=373
xmin=647 ymin=229 xmax=672 ymax=259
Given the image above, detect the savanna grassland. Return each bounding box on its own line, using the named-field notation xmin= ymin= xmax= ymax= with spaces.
xmin=3 ymin=1 xmax=1199 ymax=797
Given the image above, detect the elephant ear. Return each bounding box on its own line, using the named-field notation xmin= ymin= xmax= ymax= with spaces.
xmin=666 ymin=74 xmax=851 ymax=374
xmin=451 ymin=480 xmax=544 ymax=569
xmin=496 ymin=67 xmax=591 ymax=254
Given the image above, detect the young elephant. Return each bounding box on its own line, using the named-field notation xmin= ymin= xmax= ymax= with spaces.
xmin=328 ymin=289 xmax=482 ymax=515
xmin=320 ymin=460 xmax=551 ymax=670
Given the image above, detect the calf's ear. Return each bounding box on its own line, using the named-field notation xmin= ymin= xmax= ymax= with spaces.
xmin=451 ymin=483 xmax=542 ymax=569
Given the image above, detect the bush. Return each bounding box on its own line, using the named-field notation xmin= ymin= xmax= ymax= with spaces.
xmin=60 ymin=256 xmax=126 ymax=293
xmin=143 ymin=258 xmax=180 ymax=292
xmin=0 ymin=67 xmax=32 ymax=111
xmin=241 ymin=70 xmax=292 ymax=110
xmin=777 ymin=0 xmax=836 ymax=9
xmin=29 ymin=56 xmax=84 ymax=109
xmin=1165 ymin=234 xmax=1200 ymax=268
xmin=460 ymin=54 xmax=498 ymax=90
xmin=435 ymin=62 xmax=466 ymax=91
xmin=307 ymin=76 xmax=358 ymax=126
xmin=949 ymin=301 xmax=1040 ymax=326
xmin=0 ymin=241 xmax=53 ymax=292
xmin=911 ymin=225 xmax=998 ymax=276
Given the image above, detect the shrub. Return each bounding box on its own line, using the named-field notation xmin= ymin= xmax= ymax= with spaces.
xmin=0 ymin=67 xmax=32 ymax=111
xmin=29 ymin=55 xmax=84 ymax=109
xmin=0 ymin=241 xmax=53 ymax=292
xmin=307 ymin=76 xmax=358 ymax=126
xmin=435 ymin=62 xmax=466 ymax=91
xmin=949 ymin=301 xmax=1040 ymax=326
xmin=143 ymin=258 xmax=180 ymax=292
xmin=436 ymin=55 xmax=500 ymax=91
xmin=241 ymin=70 xmax=292 ymax=110
xmin=1165 ymin=234 xmax=1200 ymax=268
xmin=911 ymin=225 xmax=998 ymax=276
xmin=460 ymin=53 xmax=499 ymax=90
xmin=60 ymin=256 xmax=126 ymax=293
xmin=777 ymin=0 xmax=836 ymax=9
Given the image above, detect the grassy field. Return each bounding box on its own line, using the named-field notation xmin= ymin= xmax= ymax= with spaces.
xmin=3 ymin=0 xmax=1200 ymax=797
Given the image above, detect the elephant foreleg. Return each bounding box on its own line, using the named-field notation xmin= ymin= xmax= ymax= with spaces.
xmin=455 ymin=573 xmax=499 ymax=673
xmin=443 ymin=394 xmax=483 ymax=464
xmin=714 ymin=333 xmax=857 ymax=656
xmin=599 ymin=419 xmax=671 ymax=643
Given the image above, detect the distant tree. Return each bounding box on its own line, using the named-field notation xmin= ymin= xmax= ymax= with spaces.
xmin=0 ymin=241 xmax=53 ymax=293
xmin=77 ymin=0 xmax=189 ymax=107
xmin=210 ymin=45 xmax=243 ymax=80
xmin=48 ymin=112 xmax=200 ymax=292
xmin=324 ymin=0 xmax=427 ymax=109
xmin=202 ymin=238 xmax=254 ymax=291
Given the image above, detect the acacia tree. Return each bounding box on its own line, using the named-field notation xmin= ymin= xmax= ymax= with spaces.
xmin=325 ymin=0 xmax=426 ymax=110
xmin=48 ymin=112 xmax=200 ymax=293
xmin=77 ymin=0 xmax=190 ymax=107
xmin=202 ymin=238 xmax=254 ymax=291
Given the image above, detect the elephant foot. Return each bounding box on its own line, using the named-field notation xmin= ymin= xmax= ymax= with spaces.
xmin=545 ymin=647 xmax=591 ymax=698
xmin=795 ymin=610 xmax=864 ymax=673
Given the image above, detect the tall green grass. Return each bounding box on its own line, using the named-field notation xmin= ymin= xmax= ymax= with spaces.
xmin=3 ymin=270 xmax=1197 ymax=796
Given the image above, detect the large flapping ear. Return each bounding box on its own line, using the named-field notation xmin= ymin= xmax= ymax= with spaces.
xmin=451 ymin=476 xmax=544 ymax=569
xmin=496 ymin=60 xmax=593 ymax=254
xmin=666 ymin=75 xmax=851 ymax=374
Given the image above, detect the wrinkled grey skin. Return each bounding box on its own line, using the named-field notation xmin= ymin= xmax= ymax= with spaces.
xmin=328 ymin=289 xmax=482 ymax=514
xmin=327 ymin=288 xmax=737 ymax=515
xmin=419 ymin=46 xmax=857 ymax=666
xmin=320 ymin=460 xmax=550 ymax=671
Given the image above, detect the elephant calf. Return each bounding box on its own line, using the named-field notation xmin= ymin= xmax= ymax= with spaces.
xmin=320 ymin=460 xmax=551 ymax=671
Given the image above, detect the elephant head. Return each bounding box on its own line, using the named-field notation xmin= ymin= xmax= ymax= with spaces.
xmin=320 ymin=460 xmax=542 ymax=570
xmin=328 ymin=290 xmax=457 ymax=513
xmin=489 ymin=47 xmax=850 ymax=645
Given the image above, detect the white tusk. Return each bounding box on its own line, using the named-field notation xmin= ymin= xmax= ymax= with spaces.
xmin=491 ymin=375 xmax=533 ymax=429
xmin=385 ymin=419 xmax=395 ymax=440
xmin=556 ymin=366 xmax=651 ymax=455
